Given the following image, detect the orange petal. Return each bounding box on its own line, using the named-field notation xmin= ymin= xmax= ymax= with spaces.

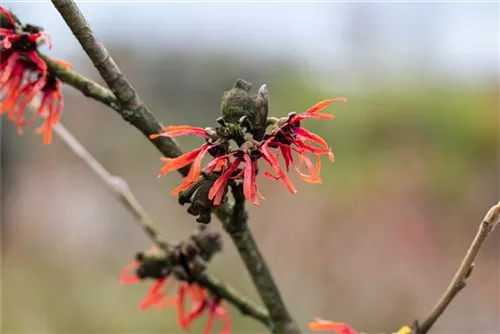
xmin=171 ymin=179 xmax=195 ymax=196
xmin=309 ymin=317 xmax=358 ymax=334
xmin=304 ymin=97 xmax=346 ymax=115
xmin=158 ymin=125 xmax=207 ymax=138
xmin=261 ymin=144 xmax=297 ymax=194
xmin=299 ymin=112 xmax=335 ymax=121
xmin=295 ymin=127 xmax=328 ymax=148
xmin=208 ymin=157 xmax=242 ymax=204
xmin=53 ymin=58 xmax=73 ymax=69
xmin=186 ymin=144 xmax=210 ymax=181
xmin=157 ymin=147 xmax=204 ymax=178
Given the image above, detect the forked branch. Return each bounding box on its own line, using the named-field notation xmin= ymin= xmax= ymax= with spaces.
xmin=50 ymin=0 xmax=296 ymax=332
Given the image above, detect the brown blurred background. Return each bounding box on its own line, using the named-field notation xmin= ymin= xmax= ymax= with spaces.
xmin=1 ymin=2 xmax=499 ymax=334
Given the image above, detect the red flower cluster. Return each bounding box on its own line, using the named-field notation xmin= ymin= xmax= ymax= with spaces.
xmin=151 ymin=98 xmax=346 ymax=207
xmin=309 ymin=317 xmax=358 ymax=334
xmin=120 ymin=260 xmax=231 ymax=334
xmin=0 ymin=6 xmax=69 ymax=144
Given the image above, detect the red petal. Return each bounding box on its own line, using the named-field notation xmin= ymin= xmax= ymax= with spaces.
xmin=158 ymin=147 xmax=204 ymax=178
xmin=171 ymin=179 xmax=195 ymax=196
xmin=295 ymin=127 xmax=328 ymax=149
xmin=203 ymin=301 xmax=219 ymax=334
xmin=298 ymin=112 xmax=335 ymax=121
xmin=250 ymin=160 xmax=261 ymax=205
xmin=155 ymin=279 xmax=177 ymax=308
xmin=295 ymin=140 xmax=331 ymax=155
xmin=208 ymin=157 xmax=242 ymax=205
xmin=242 ymin=154 xmax=254 ymax=203
xmin=186 ymin=144 xmax=210 ymax=181
xmin=27 ymin=50 xmax=47 ymax=73
xmin=0 ymin=52 xmax=20 ymax=84
xmin=260 ymin=144 xmax=297 ymax=194
xmin=177 ymin=284 xmax=189 ymax=329
xmin=217 ymin=303 xmax=232 ymax=334
xmin=156 ymin=125 xmax=208 ymax=138
xmin=0 ymin=7 xmax=16 ymax=28
xmin=263 ymin=171 xmax=280 ymax=180
xmin=187 ymin=299 xmax=208 ymax=323
xmin=139 ymin=291 xmax=163 ymax=310
xmin=139 ymin=279 xmax=167 ymax=310
xmin=303 ymin=97 xmax=346 ymax=115
xmin=279 ymin=145 xmax=294 ymax=172
xmin=119 ymin=260 xmax=140 ymax=284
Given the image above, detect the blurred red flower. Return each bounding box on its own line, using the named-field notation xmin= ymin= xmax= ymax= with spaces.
xmin=0 ymin=6 xmax=68 ymax=144
xmin=120 ymin=260 xmax=231 ymax=334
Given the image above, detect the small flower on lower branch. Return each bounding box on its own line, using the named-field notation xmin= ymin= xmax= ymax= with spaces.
xmin=150 ymin=79 xmax=346 ymax=223
xmin=119 ymin=226 xmax=230 ymax=333
xmin=0 ymin=6 xmax=69 ymax=144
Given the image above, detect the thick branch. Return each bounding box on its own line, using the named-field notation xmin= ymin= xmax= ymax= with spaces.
xmin=50 ymin=0 xmax=185 ymax=172
xmin=416 ymin=202 xmax=500 ymax=334
xmin=221 ymin=184 xmax=300 ymax=334
xmin=50 ymin=2 xmax=297 ymax=332
xmin=51 ymin=120 xmax=270 ymax=327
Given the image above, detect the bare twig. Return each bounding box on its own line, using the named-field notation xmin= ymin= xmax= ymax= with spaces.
xmin=222 ymin=184 xmax=301 ymax=334
xmin=416 ymin=202 xmax=500 ymax=334
xmin=51 ymin=121 xmax=169 ymax=249
xmin=50 ymin=2 xmax=298 ymax=332
xmin=51 ymin=120 xmax=271 ymax=327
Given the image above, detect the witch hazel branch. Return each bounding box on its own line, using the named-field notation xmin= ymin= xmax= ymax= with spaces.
xmin=2 ymin=4 xmax=499 ymax=334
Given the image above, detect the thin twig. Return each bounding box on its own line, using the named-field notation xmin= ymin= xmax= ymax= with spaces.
xmin=41 ymin=54 xmax=119 ymax=111
xmin=197 ymin=273 xmax=270 ymax=326
xmin=51 ymin=121 xmax=169 ymax=249
xmin=416 ymin=201 xmax=500 ymax=334
xmin=51 ymin=120 xmax=271 ymax=327
xmin=222 ymin=184 xmax=301 ymax=334
xmin=50 ymin=2 xmax=297 ymax=332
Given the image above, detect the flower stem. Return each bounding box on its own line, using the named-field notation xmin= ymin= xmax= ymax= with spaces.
xmin=220 ymin=184 xmax=301 ymax=334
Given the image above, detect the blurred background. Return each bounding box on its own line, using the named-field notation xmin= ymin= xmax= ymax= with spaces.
xmin=1 ymin=1 xmax=498 ymax=333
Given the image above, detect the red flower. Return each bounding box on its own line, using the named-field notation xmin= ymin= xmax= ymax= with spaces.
xmin=0 ymin=6 xmax=67 ymax=144
xmin=309 ymin=317 xmax=358 ymax=334
xmin=151 ymin=126 xmax=218 ymax=194
xmin=264 ymin=98 xmax=346 ymax=185
xmin=150 ymin=97 xmax=346 ymax=208
xmin=120 ymin=261 xmax=231 ymax=334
